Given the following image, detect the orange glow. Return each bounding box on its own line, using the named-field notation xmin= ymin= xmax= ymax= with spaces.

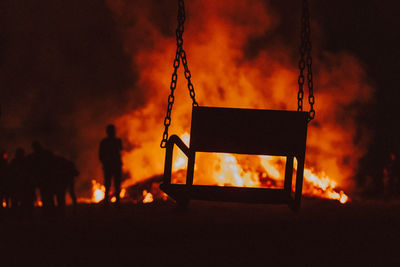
xmin=36 ymin=200 xmax=43 ymax=207
xmin=172 ymin=133 xmax=190 ymax=172
xmin=303 ymin=170 xmax=349 ymax=204
xmin=142 ymin=190 xmax=154 ymax=204
xmin=173 ymin=153 xmax=187 ymax=172
xmin=173 ymin=133 xmax=350 ymax=204
xmin=83 ymin=180 xmax=129 ymax=204
xmin=92 ymin=180 xmax=105 ymax=203
xmin=2 ymin=201 xmax=6 ymax=208
xmin=120 ymin=188 xmax=127 ymax=199
xmin=106 ymin=0 xmax=372 ymax=203
xmin=340 ymin=192 xmax=349 ymax=204
xmin=110 ymin=188 xmax=128 ymax=203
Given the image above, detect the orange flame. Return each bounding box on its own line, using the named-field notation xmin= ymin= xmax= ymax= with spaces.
xmin=172 ymin=133 xmax=349 ymax=204
xmin=142 ymin=190 xmax=154 ymax=204
xmin=76 ymin=180 xmax=128 ymax=204
xmin=92 ymin=180 xmax=105 ymax=203
xmin=106 ymin=0 xmax=372 ymax=203
xmin=80 ymin=180 xmax=158 ymax=204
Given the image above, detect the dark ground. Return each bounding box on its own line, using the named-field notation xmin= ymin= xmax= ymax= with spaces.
xmin=0 ymin=198 xmax=400 ymax=266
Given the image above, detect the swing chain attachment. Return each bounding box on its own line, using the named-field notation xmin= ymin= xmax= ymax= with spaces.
xmin=161 ymin=0 xmax=198 ymax=148
xmin=297 ymin=0 xmax=315 ymax=122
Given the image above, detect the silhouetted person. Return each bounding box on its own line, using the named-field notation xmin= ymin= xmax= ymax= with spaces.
xmin=99 ymin=124 xmax=123 ymax=205
xmin=10 ymin=148 xmax=36 ymax=214
xmin=53 ymin=155 xmax=79 ymax=210
xmin=28 ymin=141 xmax=55 ymax=215
xmin=8 ymin=148 xmax=26 ymax=209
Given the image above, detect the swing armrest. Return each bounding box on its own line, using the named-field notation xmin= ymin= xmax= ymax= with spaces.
xmin=163 ymin=135 xmax=190 ymax=184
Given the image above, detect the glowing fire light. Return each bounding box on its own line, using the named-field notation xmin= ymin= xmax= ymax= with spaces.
xmin=303 ymin=170 xmax=349 ymax=204
xmin=340 ymin=192 xmax=349 ymax=204
xmin=171 ymin=132 xmax=349 ymax=204
xmin=120 ymin=188 xmax=127 ymax=198
xmin=108 ymin=0 xmax=369 ymax=205
xmin=259 ymin=156 xmax=282 ymax=180
xmin=92 ymin=180 xmax=105 ymax=203
xmin=110 ymin=189 xmax=126 ymax=203
xmin=142 ymin=190 xmax=154 ymax=204
xmin=327 ymin=190 xmax=349 ymax=204
xmin=91 ymin=180 xmax=128 ymax=203
xmin=173 ymin=133 xmax=190 ymax=172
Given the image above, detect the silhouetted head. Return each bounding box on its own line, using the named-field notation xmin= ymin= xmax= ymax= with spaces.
xmin=32 ymin=141 xmax=43 ymax=153
xmin=15 ymin=147 xmax=25 ymax=159
xmin=106 ymin=124 xmax=116 ymax=138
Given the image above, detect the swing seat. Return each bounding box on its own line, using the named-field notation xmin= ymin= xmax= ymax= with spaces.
xmin=160 ymin=106 xmax=308 ymax=211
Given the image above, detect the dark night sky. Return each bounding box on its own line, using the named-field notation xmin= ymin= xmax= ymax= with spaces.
xmin=311 ymin=1 xmax=400 ymax=177
xmin=0 ymin=0 xmax=136 ymax=157
xmin=313 ymin=0 xmax=400 ymax=136
xmin=274 ymin=1 xmax=400 ymax=143
xmin=1 ymin=0 xmax=399 ymax=183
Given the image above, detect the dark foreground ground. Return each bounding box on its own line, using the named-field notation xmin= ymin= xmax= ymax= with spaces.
xmin=1 ymin=198 xmax=400 ymax=266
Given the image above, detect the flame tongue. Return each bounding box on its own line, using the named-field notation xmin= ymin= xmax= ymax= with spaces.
xmin=142 ymin=190 xmax=154 ymax=204
xmin=88 ymin=180 xmax=154 ymax=204
xmin=92 ymin=180 xmax=105 ymax=203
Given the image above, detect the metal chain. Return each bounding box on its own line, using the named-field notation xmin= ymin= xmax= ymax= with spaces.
xmin=297 ymin=0 xmax=315 ymax=122
xmin=161 ymin=0 xmax=198 ymax=148
xmin=181 ymin=48 xmax=198 ymax=107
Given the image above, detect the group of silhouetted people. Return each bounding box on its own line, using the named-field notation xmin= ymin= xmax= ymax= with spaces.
xmin=0 ymin=142 xmax=79 ymax=216
xmin=0 ymin=124 xmax=123 ymax=217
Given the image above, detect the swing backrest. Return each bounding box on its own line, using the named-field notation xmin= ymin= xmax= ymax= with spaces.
xmin=190 ymin=106 xmax=308 ymax=157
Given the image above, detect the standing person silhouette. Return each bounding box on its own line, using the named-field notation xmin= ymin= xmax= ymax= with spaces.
xmin=28 ymin=141 xmax=56 ymax=215
xmin=99 ymin=124 xmax=123 ymax=205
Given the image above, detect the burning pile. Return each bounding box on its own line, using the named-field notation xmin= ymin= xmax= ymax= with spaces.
xmin=100 ymin=0 xmax=372 ymax=204
xmin=170 ymin=133 xmax=349 ymax=204
xmin=79 ymin=180 xmax=129 ymax=204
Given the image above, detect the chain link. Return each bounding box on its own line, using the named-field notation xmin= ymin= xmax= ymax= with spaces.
xmin=181 ymin=49 xmax=199 ymax=107
xmin=297 ymin=0 xmax=315 ymax=122
xmin=161 ymin=0 xmax=198 ymax=148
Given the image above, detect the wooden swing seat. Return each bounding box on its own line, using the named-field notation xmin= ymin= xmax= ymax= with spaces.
xmin=160 ymin=106 xmax=308 ymax=211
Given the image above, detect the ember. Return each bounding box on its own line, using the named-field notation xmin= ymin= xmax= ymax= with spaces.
xmin=142 ymin=190 xmax=154 ymax=204
xmin=83 ymin=180 xmax=157 ymax=204
xmin=92 ymin=180 xmax=105 ymax=203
